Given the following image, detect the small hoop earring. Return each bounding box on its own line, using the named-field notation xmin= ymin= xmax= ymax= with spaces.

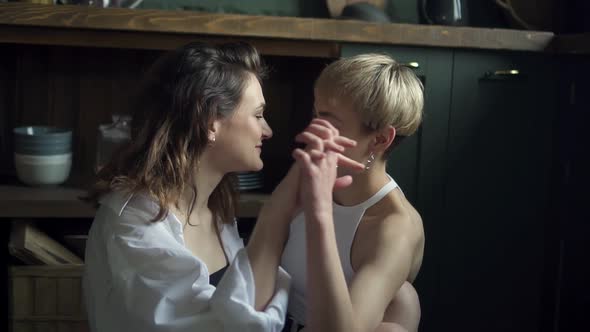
xmin=365 ymin=152 xmax=375 ymax=170
xmin=208 ymin=134 xmax=216 ymax=146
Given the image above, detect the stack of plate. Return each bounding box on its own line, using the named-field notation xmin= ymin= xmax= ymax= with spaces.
xmin=236 ymin=172 xmax=263 ymax=191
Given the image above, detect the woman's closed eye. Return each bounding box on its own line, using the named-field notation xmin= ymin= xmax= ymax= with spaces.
xmin=255 ymin=103 xmax=266 ymax=119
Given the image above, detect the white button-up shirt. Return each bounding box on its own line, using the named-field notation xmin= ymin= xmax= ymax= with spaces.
xmin=83 ymin=191 xmax=290 ymax=332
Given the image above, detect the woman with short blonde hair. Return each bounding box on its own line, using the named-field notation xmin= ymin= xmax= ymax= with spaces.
xmin=283 ymin=53 xmax=425 ymax=332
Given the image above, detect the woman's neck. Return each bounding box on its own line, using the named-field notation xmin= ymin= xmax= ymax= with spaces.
xmin=333 ymin=161 xmax=390 ymax=207
xmin=177 ymin=155 xmax=225 ymax=222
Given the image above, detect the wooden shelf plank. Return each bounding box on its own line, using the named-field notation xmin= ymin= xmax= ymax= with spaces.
xmin=0 ymin=25 xmax=341 ymax=58
xmin=0 ymin=3 xmax=555 ymax=53
xmin=0 ymin=185 xmax=268 ymax=219
xmin=236 ymin=193 xmax=269 ymax=219
xmin=0 ymin=186 xmax=94 ymax=218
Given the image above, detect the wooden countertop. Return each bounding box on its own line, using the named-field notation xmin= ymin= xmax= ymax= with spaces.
xmin=0 ymin=2 xmax=558 ymax=56
xmin=0 ymin=185 xmax=268 ymax=219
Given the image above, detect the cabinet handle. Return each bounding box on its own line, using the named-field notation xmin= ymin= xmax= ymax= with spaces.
xmin=402 ymin=62 xmax=420 ymax=69
xmin=482 ymin=69 xmax=522 ymax=80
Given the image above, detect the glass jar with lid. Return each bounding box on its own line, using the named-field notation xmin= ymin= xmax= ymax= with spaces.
xmin=95 ymin=114 xmax=131 ymax=172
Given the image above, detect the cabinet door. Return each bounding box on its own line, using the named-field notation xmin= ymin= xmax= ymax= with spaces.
xmin=341 ymin=44 xmax=453 ymax=332
xmin=555 ymin=56 xmax=590 ymax=332
xmin=441 ymin=51 xmax=556 ymax=332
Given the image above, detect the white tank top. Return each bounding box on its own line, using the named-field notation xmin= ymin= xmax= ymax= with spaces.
xmin=280 ymin=175 xmax=400 ymax=323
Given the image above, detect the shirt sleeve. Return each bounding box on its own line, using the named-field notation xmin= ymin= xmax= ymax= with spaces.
xmin=104 ymin=208 xmax=290 ymax=332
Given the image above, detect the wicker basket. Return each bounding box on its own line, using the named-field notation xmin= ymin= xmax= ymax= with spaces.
xmin=9 ymin=265 xmax=89 ymax=332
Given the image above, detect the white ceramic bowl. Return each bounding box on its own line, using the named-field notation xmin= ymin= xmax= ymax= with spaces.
xmin=14 ymin=153 xmax=72 ymax=186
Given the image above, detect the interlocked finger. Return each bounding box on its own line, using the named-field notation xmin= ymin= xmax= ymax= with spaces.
xmin=311 ymin=118 xmax=339 ymax=137
xmin=337 ymin=154 xmax=365 ymax=171
xmin=309 ymin=149 xmax=326 ymax=161
xmin=295 ymin=131 xmax=324 ymax=151
xmin=333 ymin=136 xmax=357 ymax=149
xmin=305 ymin=124 xmax=334 ymax=140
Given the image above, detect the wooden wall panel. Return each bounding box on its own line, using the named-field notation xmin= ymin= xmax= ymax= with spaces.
xmin=0 ymin=44 xmax=328 ymax=190
xmin=0 ymin=45 xmax=157 ymax=186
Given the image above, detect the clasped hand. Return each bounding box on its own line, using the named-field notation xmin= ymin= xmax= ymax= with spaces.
xmin=263 ymin=119 xmax=364 ymax=221
xmin=291 ymin=119 xmax=364 ymax=217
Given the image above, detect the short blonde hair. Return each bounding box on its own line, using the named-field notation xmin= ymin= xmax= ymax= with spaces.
xmin=315 ymin=54 xmax=424 ymax=138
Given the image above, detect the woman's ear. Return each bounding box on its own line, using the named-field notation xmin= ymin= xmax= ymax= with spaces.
xmin=372 ymin=125 xmax=396 ymax=153
xmin=208 ymin=119 xmax=221 ymax=142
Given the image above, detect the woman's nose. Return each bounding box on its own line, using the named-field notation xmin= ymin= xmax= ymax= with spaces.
xmin=262 ymin=121 xmax=273 ymax=140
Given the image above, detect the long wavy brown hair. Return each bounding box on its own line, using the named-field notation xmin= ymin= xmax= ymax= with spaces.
xmin=88 ymin=42 xmax=267 ymax=224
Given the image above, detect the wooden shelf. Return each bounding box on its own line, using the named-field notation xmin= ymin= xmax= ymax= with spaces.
xmin=0 ymin=185 xmax=268 ymax=219
xmin=236 ymin=192 xmax=270 ymax=219
xmin=0 ymin=3 xmax=556 ymax=54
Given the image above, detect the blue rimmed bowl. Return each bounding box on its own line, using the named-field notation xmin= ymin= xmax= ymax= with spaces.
xmin=13 ymin=126 xmax=73 ymax=186
xmin=13 ymin=126 xmax=72 ymax=156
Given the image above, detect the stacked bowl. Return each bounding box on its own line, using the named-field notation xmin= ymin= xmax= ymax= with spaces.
xmin=13 ymin=126 xmax=73 ymax=186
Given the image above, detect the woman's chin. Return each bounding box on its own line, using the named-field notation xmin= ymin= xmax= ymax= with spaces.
xmin=238 ymin=160 xmax=264 ymax=173
xmin=253 ymin=160 xmax=264 ymax=171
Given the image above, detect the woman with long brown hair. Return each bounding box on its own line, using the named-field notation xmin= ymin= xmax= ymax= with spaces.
xmin=82 ymin=41 xmax=363 ymax=332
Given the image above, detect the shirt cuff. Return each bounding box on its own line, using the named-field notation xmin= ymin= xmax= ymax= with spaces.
xmin=210 ymin=248 xmax=291 ymax=332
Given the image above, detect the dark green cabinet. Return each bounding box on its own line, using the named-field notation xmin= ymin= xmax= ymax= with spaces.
xmin=341 ymin=45 xmax=558 ymax=332
xmin=554 ymin=55 xmax=590 ymax=332
xmin=341 ymin=44 xmax=453 ymax=204
xmin=341 ymin=44 xmax=453 ymax=332
xmin=441 ymin=51 xmax=557 ymax=332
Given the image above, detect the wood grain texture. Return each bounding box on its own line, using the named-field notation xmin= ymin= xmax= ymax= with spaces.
xmin=56 ymin=278 xmax=81 ymax=317
xmin=9 ymin=266 xmax=90 ymax=332
xmin=0 ymin=25 xmax=341 ymax=58
xmin=12 ymin=322 xmax=34 ymax=332
xmin=0 ymin=186 xmax=95 ymax=218
xmin=34 ymin=278 xmax=57 ymax=316
xmin=10 ymin=265 xmax=84 ymax=278
xmin=0 ymin=3 xmax=555 ymax=52
xmin=34 ymin=322 xmax=57 ymax=332
xmin=11 ymin=277 xmax=34 ymax=317
xmin=0 ymin=42 xmax=17 ymax=178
